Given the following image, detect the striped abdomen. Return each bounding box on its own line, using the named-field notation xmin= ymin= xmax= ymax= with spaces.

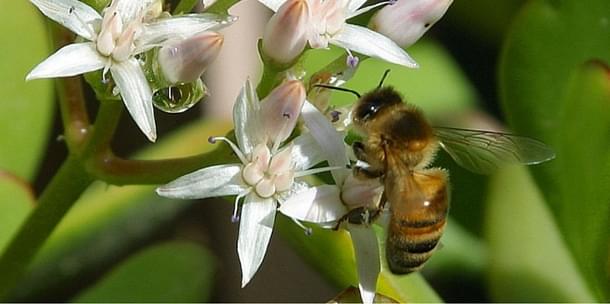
xmin=385 ymin=169 xmax=449 ymax=274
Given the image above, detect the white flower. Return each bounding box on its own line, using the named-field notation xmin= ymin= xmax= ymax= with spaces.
xmin=258 ymin=0 xmax=418 ymax=68
xmin=26 ymin=0 xmax=236 ymax=141
xmin=279 ymin=101 xmax=384 ymax=304
xmin=157 ymin=79 xmax=336 ymax=287
xmin=369 ymin=0 xmax=453 ymax=48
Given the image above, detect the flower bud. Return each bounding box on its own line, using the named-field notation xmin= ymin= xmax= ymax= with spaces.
xmin=341 ymin=173 xmax=384 ymax=210
xmin=158 ymin=31 xmax=224 ymax=84
xmin=260 ymin=80 xmax=306 ymax=144
xmin=369 ymin=0 xmax=453 ymax=48
xmin=262 ymin=0 xmax=310 ymax=64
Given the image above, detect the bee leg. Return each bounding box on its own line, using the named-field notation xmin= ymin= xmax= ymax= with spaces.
xmin=352 ymin=141 xmax=383 ymax=177
xmin=353 ymin=166 xmax=383 ymax=179
xmin=352 ymin=141 xmax=368 ymax=161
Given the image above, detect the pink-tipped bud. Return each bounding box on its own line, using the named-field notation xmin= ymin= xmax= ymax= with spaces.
xmin=158 ymin=31 xmax=224 ymax=84
xmin=369 ymin=0 xmax=453 ymax=48
xmin=260 ymin=80 xmax=306 ymax=144
xmin=262 ymin=0 xmax=310 ymax=64
xmin=341 ymin=173 xmax=384 ymax=210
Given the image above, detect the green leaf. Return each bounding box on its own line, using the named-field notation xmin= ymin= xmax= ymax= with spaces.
xmin=8 ymin=121 xmax=231 ymax=301
xmin=73 ymin=241 xmax=215 ymax=302
xmin=0 ymin=173 xmax=34 ymax=253
xmin=276 ymin=217 xmax=442 ymax=303
xmin=485 ymin=166 xmax=594 ymax=302
xmin=500 ymin=0 xmax=610 ymax=300
xmin=0 ymin=2 xmax=53 ymax=180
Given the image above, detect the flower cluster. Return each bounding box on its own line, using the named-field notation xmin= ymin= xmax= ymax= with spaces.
xmin=28 ymin=0 xmax=452 ymax=302
xmin=27 ymin=0 xmax=235 ymax=141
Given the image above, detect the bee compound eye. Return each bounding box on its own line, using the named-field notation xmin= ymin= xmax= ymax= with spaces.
xmin=357 ymin=102 xmax=380 ymax=122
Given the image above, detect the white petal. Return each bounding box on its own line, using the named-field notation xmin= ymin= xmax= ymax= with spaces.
xmin=115 ymin=0 xmax=157 ymax=24
xmin=137 ymin=14 xmax=237 ymax=53
xmin=30 ymin=0 xmax=101 ymax=40
xmin=348 ymin=224 xmax=380 ymax=304
xmin=156 ymin=164 xmax=246 ymax=199
xmin=257 ymin=0 xmax=285 ymax=11
xmin=290 ymin=133 xmax=325 ymax=171
xmin=279 ymin=185 xmax=347 ymax=223
xmin=26 ymin=43 xmax=105 ymax=80
xmin=333 ymin=24 xmax=419 ymax=68
xmin=233 ymin=79 xmax=262 ymax=155
xmin=110 ymin=59 xmax=156 ymax=142
xmin=301 ymin=100 xmax=349 ymax=184
xmin=346 ymin=0 xmax=367 ymax=15
xmin=238 ymin=196 xmax=277 ymax=287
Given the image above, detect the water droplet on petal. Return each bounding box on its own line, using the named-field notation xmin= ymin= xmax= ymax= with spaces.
xmin=152 ymin=78 xmax=207 ymax=113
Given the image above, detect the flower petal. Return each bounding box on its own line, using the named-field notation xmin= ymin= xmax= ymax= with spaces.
xmin=290 ymin=133 xmax=325 ymax=171
xmin=115 ymin=0 xmax=157 ymax=24
xmin=234 ymin=79 xmax=262 ymax=155
xmin=301 ymin=100 xmax=349 ymax=184
xmin=110 ymin=59 xmax=156 ymax=142
xmin=238 ymin=195 xmax=277 ymax=287
xmin=26 ymin=42 xmax=105 ymax=80
xmin=279 ymin=185 xmax=347 ymax=223
xmin=346 ymin=0 xmax=367 ymax=15
xmin=136 ymin=14 xmax=237 ymax=53
xmin=332 ymin=24 xmax=419 ymax=68
xmin=156 ymin=164 xmax=246 ymax=199
xmin=257 ymin=0 xmax=285 ymax=11
xmin=348 ymin=223 xmax=380 ymax=304
xmin=30 ymin=0 xmax=101 ymax=41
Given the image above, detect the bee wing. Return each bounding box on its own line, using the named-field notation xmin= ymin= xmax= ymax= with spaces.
xmin=434 ymin=127 xmax=555 ymax=174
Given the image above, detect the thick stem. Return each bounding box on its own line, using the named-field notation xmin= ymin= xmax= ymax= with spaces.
xmin=51 ymin=23 xmax=91 ymax=152
xmin=88 ymin=143 xmax=235 ymax=185
xmin=0 ymin=157 xmax=93 ymax=299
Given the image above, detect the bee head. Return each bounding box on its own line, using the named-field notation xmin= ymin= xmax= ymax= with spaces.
xmin=353 ymin=87 xmax=402 ymax=126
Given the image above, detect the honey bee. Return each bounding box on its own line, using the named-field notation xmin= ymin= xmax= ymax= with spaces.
xmin=319 ymin=71 xmax=555 ymax=274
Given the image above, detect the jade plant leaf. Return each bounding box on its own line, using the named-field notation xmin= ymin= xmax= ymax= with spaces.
xmin=73 ymin=241 xmax=215 ymax=302
xmin=0 ymin=173 xmax=34 ymax=253
xmin=500 ymin=0 xmax=610 ymax=300
xmin=0 ymin=1 xmax=53 ymax=180
xmin=485 ymin=166 xmax=594 ymax=302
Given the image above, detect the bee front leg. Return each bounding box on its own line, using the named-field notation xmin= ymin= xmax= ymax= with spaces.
xmin=352 ymin=141 xmax=384 ymax=179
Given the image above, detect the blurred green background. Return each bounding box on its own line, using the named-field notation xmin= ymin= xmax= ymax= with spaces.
xmin=0 ymin=0 xmax=608 ymax=302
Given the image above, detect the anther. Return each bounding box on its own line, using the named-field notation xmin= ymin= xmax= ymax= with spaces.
xmin=208 ymin=136 xmax=217 ymax=144
xmin=330 ymin=110 xmax=341 ymax=122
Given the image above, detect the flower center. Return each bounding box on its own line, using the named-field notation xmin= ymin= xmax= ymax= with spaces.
xmin=242 ymin=144 xmax=295 ymax=198
xmin=96 ymin=2 xmax=141 ymax=62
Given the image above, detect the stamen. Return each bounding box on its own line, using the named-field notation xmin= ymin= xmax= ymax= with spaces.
xmin=290 ymin=217 xmax=313 ymax=236
xmin=208 ymin=136 xmax=248 ymax=164
xmin=346 ymin=50 xmax=359 ymax=68
xmin=330 ymin=110 xmax=341 ymax=122
xmin=231 ymin=191 xmax=249 ymax=223
xmin=294 ymin=166 xmax=344 ymax=178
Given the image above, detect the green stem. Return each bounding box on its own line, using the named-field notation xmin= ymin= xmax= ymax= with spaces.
xmin=52 ymin=24 xmax=91 ymax=152
xmin=173 ymin=0 xmax=199 ymax=14
xmin=205 ymin=0 xmax=241 ymax=14
xmin=257 ymin=63 xmax=284 ymax=98
xmin=0 ymin=157 xmax=93 ymax=299
xmin=87 ymin=145 xmax=235 ymax=185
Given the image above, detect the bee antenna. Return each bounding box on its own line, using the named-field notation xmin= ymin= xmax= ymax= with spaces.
xmin=377 ymin=69 xmax=391 ymax=88
xmin=313 ymin=84 xmax=361 ymax=98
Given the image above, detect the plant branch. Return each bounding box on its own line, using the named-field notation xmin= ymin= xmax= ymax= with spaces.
xmin=0 ymin=157 xmax=93 ymax=300
xmin=87 ymin=143 xmax=236 ymax=185
xmin=51 ymin=23 xmax=91 ymax=152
